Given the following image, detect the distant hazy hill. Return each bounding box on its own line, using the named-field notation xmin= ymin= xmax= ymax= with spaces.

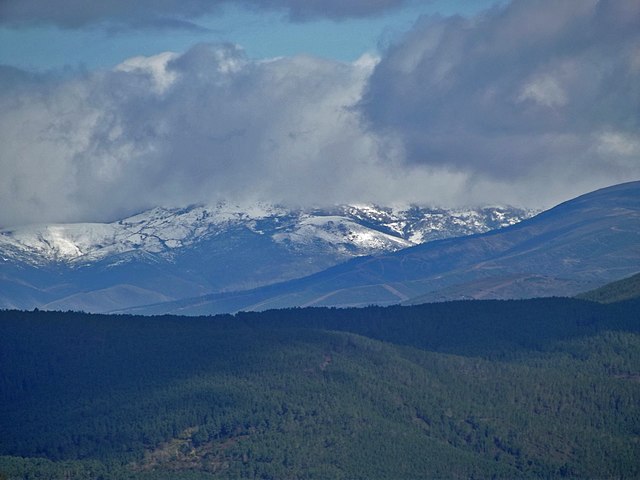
xmin=576 ymin=272 xmax=640 ymax=303
xmin=125 ymin=181 xmax=640 ymax=315
xmin=0 ymin=204 xmax=531 ymax=313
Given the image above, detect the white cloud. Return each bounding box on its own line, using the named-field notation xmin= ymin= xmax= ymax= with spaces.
xmin=596 ymin=132 xmax=640 ymax=166
xmin=0 ymin=44 xmax=420 ymax=226
xmin=115 ymin=52 xmax=179 ymax=93
xmin=2 ymin=1 xmax=639 ymax=227
xmin=518 ymin=75 xmax=567 ymax=108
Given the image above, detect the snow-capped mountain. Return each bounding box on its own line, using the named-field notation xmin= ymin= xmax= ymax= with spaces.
xmin=0 ymin=203 xmax=534 ymax=312
xmin=142 ymin=181 xmax=639 ymax=316
xmin=0 ymin=203 xmax=532 ymax=266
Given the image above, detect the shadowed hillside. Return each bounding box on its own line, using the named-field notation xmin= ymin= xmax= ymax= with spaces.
xmin=576 ymin=272 xmax=640 ymax=303
xmin=1 ymin=297 xmax=639 ymax=479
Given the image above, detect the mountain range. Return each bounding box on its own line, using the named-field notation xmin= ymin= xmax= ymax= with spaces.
xmin=121 ymin=181 xmax=640 ymax=315
xmin=0 ymin=203 xmax=532 ymax=313
xmin=1 ymin=183 xmax=639 ymax=479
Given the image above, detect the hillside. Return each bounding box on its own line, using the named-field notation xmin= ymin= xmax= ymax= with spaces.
xmin=576 ymin=272 xmax=640 ymax=304
xmin=0 ymin=204 xmax=531 ymax=313
xmin=126 ymin=181 xmax=640 ymax=315
xmin=1 ymin=299 xmax=639 ymax=479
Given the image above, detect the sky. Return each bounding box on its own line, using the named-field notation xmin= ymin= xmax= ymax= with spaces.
xmin=0 ymin=0 xmax=639 ymax=226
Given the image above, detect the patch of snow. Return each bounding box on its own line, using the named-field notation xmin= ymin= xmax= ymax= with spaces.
xmin=0 ymin=203 xmax=536 ymax=267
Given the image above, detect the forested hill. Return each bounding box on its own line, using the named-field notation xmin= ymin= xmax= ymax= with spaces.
xmin=1 ymin=298 xmax=639 ymax=479
xmin=576 ymin=272 xmax=640 ymax=304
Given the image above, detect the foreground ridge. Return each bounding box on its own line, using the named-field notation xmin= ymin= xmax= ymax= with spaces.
xmin=1 ymin=297 xmax=638 ymax=479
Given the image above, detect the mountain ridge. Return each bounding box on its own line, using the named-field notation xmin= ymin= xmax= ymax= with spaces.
xmin=575 ymin=272 xmax=640 ymax=304
xmin=0 ymin=203 xmax=533 ymax=265
xmin=0 ymin=203 xmax=532 ymax=312
xmin=121 ymin=181 xmax=640 ymax=315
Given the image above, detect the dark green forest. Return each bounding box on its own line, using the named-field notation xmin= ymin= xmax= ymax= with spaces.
xmin=1 ymin=296 xmax=639 ymax=479
xmin=577 ymin=272 xmax=640 ymax=304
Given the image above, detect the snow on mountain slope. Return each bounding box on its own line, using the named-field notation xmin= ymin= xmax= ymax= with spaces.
xmin=123 ymin=181 xmax=640 ymax=316
xmin=0 ymin=223 xmax=119 ymax=265
xmin=272 ymin=215 xmax=412 ymax=255
xmin=0 ymin=203 xmax=534 ymax=267
xmin=341 ymin=205 xmax=533 ymax=244
xmin=0 ymin=204 xmax=284 ymax=265
xmin=0 ymin=202 xmax=535 ymax=312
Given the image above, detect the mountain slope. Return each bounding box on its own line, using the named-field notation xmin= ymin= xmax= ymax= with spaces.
xmin=125 ymin=181 xmax=640 ymax=315
xmin=1 ymin=300 xmax=639 ymax=479
xmin=576 ymin=272 xmax=640 ymax=304
xmin=0 ymin=204 xmax=531 ymax=312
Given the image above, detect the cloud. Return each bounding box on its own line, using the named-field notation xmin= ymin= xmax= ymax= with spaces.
xmin=361 ymin=0 xmax=640 ymax=205
xmin=1 ymin=44 xmax=443 ymax=226
xmin=0 ymin=0 xmax=414 ymax=29
xmin=2 ymin=1 xmax=639 ymax=227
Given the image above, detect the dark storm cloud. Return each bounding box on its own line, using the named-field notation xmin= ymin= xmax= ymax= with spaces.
xmin=360 ymin=0 xmax=640 ymax=202
xmin=0 ymin=0 xmax=414 ymax=29
xmin=259 ymin=0 xmax=412 ymax=21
